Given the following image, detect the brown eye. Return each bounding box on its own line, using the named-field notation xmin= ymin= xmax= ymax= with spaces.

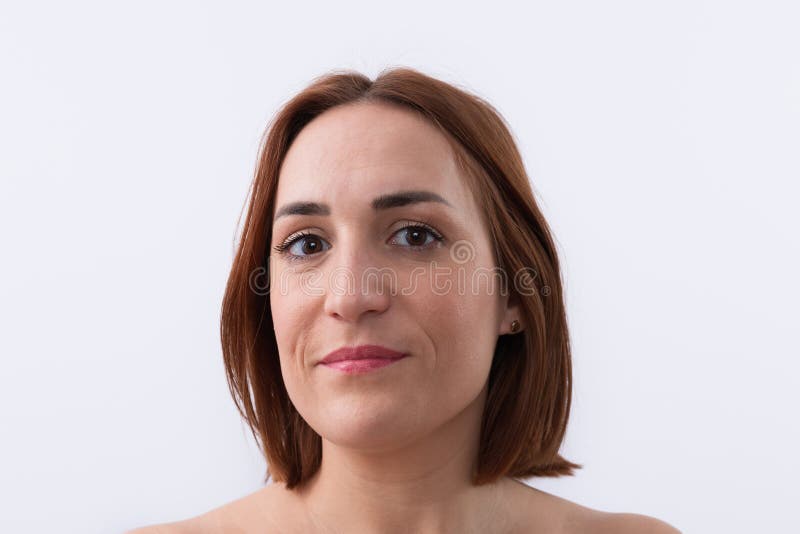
xmin=403 ymin=227 xmax=430 ymax=246
xmin=390 ymin=223 xmax=444 ymax=249
xmin=273 ymin=232 xmax=330 ymax=261
xmin=299 ymin=237 xmax=323 ymax=254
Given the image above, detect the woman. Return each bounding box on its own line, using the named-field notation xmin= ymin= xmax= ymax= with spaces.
xmin=130 ymin=67 xmax=680 ymax=533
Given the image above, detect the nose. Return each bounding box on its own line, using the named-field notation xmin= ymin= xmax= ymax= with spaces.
xmin=322 ymin=238 xmax=392 ymax=323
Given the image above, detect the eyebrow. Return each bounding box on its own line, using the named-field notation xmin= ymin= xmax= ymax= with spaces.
xmin=273 ymin=190 xmax=453 ymax=221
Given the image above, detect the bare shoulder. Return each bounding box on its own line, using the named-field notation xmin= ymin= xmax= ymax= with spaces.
xmin=124 ymin=514 xmax=231 ymax=534
xmin=506 ymin=479 xmax=680 ymax=534
xmin=125 ymin=484 xmax=288 ymax=534
xmin=574 ymin=511 xmax=682 ymax=533
xmin=125 ymin=522 xmax=195 ymax=534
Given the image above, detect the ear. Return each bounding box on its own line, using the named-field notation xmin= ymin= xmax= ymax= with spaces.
xmin=499 ymin=291 xmax=524 ymax=335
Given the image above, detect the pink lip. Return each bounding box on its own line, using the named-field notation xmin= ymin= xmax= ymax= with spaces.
xmin=318 ymin=344 xmax=408 ymax=374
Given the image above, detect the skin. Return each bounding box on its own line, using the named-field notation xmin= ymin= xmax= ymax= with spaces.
xmin=127 ymin=102 xmax=681 ymax=534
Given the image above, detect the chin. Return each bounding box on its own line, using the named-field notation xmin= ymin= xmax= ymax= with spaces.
xmin=309 ymin=402 xmax=427 ymax=449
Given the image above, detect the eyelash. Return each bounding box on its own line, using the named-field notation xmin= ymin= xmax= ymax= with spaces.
xmin=272 ymin=220 xmax=445 ymax=262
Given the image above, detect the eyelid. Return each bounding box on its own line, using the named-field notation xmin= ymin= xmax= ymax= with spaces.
xmin=278 ymin=229 xmax=314 ymax=248
xmin=272 ymin=230 xmax=317 ymax=255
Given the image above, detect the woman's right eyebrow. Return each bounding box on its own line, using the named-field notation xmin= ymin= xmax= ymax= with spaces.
xmin=273 ymin=190 xmax=452 ymax=222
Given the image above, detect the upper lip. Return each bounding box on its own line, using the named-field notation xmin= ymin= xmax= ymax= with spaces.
xmin=318 ymin=344 xmax=407 ymax=365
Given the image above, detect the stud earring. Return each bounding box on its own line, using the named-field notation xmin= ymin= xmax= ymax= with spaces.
xmin=510 ymin=320 xmax=521 ymax=334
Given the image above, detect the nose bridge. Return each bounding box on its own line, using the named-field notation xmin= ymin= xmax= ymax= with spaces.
xmin=323 ymin=228 xmax=392 ymax=321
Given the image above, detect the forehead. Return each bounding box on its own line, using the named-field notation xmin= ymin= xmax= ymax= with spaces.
xmin=274 ymin=102 xmax=475 ymax=215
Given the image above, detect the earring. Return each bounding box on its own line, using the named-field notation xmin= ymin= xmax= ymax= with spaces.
xmin=510 ymin=320 xmax=521 ymax=334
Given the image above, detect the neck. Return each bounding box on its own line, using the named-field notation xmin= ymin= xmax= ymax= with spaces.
xmin=292 ymin=382 xmax=512 ymax=534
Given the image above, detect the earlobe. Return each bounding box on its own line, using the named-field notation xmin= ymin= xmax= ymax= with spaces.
xmin=499 ymin=318 xmax=523 ymax=336
xmin=501 ymin=297 xmax=523 ymax=335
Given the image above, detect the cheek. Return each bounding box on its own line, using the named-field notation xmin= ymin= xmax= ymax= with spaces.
xmin=412 ymin=266 xmax=501 ymax=378
xmin=269 ymin=269 xmax=315 ymax=386
xmin=269 ymin=260 xmax=316 ymax=335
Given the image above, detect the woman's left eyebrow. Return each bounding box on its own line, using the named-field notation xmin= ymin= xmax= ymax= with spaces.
xmin=273 ymin=190 xmax=453 ymax=222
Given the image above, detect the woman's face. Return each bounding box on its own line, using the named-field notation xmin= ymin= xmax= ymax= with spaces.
xmin=269 ymin=102 xmax=515 ymax=450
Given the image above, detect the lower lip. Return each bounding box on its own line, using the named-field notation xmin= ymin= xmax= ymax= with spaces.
xmin=321 ymin=356 xmax=406 ymax=374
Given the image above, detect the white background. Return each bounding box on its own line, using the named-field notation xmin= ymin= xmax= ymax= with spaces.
xmin=1 ymin=1 xmax=798 ymax=532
